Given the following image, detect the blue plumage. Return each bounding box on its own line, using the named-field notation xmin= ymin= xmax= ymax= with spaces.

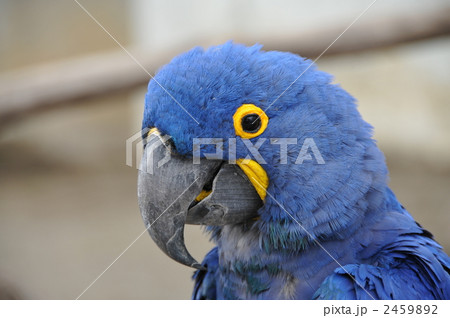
xmin=143 ymin=42 xmax=450 ymax=299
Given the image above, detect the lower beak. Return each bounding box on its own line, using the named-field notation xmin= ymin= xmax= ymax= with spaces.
xmin=137 ymin=132 xmax=263 ymax=268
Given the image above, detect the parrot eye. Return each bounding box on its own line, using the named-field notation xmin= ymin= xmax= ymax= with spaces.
xmin=241 ymin=114 xmax=261 ymax=133
xmin=233 ymin=104 xmax=268 ymax=139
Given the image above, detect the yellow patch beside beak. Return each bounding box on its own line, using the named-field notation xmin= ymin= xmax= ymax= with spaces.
xmin=236 ymin=159 xmax=269 ymax=201
xmin=195 ymin=190 xmax=211 ymax=202
xmin=148 ymin=127 xmax=160 ymax=136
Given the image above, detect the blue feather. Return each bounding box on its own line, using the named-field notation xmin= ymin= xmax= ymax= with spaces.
xmin=192 ymin=247 xmax=218 ymax=300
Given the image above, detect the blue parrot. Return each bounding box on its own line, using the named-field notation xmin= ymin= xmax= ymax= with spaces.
xmin=137 ymin=42 xmax=450 ymax=300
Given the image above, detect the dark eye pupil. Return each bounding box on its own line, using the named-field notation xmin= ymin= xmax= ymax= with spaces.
xmin=241 ymin=114 xmax=261 ymax=133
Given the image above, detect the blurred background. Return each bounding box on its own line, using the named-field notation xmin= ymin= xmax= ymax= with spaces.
xmin=0 ymin=0 xmax=449 ymax=299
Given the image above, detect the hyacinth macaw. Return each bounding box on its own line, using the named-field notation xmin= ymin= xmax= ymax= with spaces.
xmin=137 ymin=42 xmax=450 ymax=300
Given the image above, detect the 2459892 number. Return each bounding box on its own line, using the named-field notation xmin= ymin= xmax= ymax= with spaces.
xmin=383 ymin=305 xmax=438 ymax=315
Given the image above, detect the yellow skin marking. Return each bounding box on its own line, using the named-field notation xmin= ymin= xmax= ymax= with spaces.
xmin=233 ymin=104 xmax=269 ymax=139
xmin=195 ymin=190 xmax=211 ymax=202
xmin=236 ymin=158 xmax=268 ymax=201
xmin=148 ymin=127 xmax=159 ymax=136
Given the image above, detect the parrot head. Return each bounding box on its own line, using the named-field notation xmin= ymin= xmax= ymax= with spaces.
xmin=138 ymin=42 xmax=387 ymax=269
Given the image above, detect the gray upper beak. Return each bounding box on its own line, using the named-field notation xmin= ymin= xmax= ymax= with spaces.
xmin=137 ymin=132 xmax=262 ymax=269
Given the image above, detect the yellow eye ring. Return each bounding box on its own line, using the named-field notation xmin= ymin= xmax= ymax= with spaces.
xmin=233 ymin=104 xmax=269 ymax=139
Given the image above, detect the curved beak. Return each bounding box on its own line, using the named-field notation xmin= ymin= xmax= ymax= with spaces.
xmin=137 ymin=132 xmax=263 ymax=269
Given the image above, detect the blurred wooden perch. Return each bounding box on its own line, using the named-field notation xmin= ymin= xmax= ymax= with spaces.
xmin=1 ymin=8 xmax=449 ymax=123
xmin=264 ymin=8 xmax=450 ymax=57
